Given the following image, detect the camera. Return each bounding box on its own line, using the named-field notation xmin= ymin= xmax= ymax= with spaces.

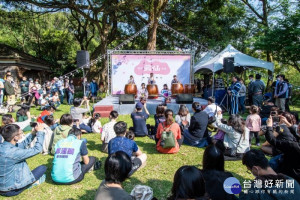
xmin=273 ymin=116 xmax=280 ymax=123
xmin=30 ymin=122 xmax=38 ymax=127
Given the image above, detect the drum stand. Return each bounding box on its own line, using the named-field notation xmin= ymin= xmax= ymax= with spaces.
xmin=220 ymin=93 xmax=229 ymax=112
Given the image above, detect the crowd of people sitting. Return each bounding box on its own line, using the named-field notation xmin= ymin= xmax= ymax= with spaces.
xmin=0 ymin=72 xmax=299 ymax=200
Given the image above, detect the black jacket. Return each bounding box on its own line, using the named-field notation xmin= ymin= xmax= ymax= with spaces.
xmin=202 ymin=170 xmax=238 ymax=200
xmin=266 ymin=127 xmax=300 ymax=183
xmin=188 ymin=111 xmax=208 ymax=139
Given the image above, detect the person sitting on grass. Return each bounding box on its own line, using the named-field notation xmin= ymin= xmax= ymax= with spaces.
xmin=167 ymin=166 xmax=209 ymax=200
xmin=183 ymin=102 xmax=209 ymax=148
xmin=156 ymin=109 xmax=183 ymax=154
xmin=16 ymin=104 xmax=32 ymax=132
xmin=70 ymin=97 xmax=92 ymax=133
xmin=51 ymin=91 xmax=61 ymax=108
xmin=213 ymin=114 xmax=250 ymax=160
xmin=108 ymin=121 xmax=147 ymax=176
xmin=152 ymin=104 xmax=166 ymax=137
xmin=101 ymin=110 xmax=118 ymax=153
xmin=239 ymin=149 xmax=300 ymax=200
xmin=51 ymin=128 xmax=97 ymax=185
xmin=246 ymin=105 xmax=261 ymax=146
xmin=2 ymin=112 xmax=31 ymax=133
xmin=51 ymin=114 xmax=73 ymax=155
xmin=175 ymin=104 xmax=191 ymax=130
xmin=37 ymin=104 xmax=56 ymax=123
xmin=30 ymin=115 xmax=55 ymax=155
xmin=131 ymin=102 xmax=150 ymax=137
xmin=202 ymin=143 xmax=238 ymax=200
xmin=0 ymin=124 xmax=47 ymax=197
xmin=264 ymin=116 xmax=300 ymax=184
xmin=88 ymin=113 xmax=102 ymax=134
xmin=95 ymin=151 xmax=133 ymax=200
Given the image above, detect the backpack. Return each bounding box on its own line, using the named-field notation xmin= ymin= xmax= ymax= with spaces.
xmin=160 ymin=123 xmax=176 ymax=148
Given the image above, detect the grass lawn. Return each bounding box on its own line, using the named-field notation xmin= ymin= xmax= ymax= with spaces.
xmin=1 ymin=103 xmax=299 ymax=200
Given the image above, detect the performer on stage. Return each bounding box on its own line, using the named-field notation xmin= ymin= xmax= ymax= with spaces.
xmin=128 ymin=75 xmax=135 ymax=84
xmin=138 ymin=83 xmax=148 ymax=99
xmin=171 ymin=75 xmax=180 ymax=84
xmin=148 ymin=73 xmax=156 ymax=85
xmin=228 ymin=76 xmax=241 ymax=115
xmin=161 ymin=84 xmax=172 ymax=103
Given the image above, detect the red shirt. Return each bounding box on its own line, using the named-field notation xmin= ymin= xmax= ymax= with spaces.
xmin=37 ymin=110 xmax=50 ymax=123
xmin=156 ymin=122 xmax=181 ymax=154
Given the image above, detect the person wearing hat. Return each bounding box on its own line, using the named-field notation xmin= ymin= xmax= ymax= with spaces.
xmin=130 ymin=102 xmax=150 ymax=137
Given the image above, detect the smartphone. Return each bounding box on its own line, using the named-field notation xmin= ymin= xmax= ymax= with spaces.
xmin=273 ymin=116 xmax=280 ymax=123
xmin=30 ymin=122 xmax=38 ymax=127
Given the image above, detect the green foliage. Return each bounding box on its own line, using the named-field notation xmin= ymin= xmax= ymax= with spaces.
xmin=255 ymin=11 xmax=300 ymax=72
xmin=0 ymin=9 xmax=80 ymax=76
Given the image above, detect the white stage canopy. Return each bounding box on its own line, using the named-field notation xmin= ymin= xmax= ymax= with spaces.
xmin=193 ymin=44 xmax=274 ymax=73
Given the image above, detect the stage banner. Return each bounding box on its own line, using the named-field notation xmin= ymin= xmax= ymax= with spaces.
xmin=111 ymin=54 xmax=191 ymax=94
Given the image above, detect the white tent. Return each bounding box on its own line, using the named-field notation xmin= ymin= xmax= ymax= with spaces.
xmin=193 ymin=44 xmax=274 ymax=73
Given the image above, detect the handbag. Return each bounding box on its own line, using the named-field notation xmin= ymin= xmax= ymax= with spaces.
xmin=179 ymin=116 xmax=189 ymax=132
xmin=208 ymin=104 xmax=218 ymax=124
xmin=160 ymin=123 xmax=176 ymax=149
xmin=130 ymin=185 xmax=153 ymax=200
xmin=224 ymin=133 xmax=243 ymax=157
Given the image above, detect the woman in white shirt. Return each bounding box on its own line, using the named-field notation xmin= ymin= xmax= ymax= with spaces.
xmin=213 ymin=114 xmax=250 ymax=159
xmin=203 ymin=97 xmax=222 ymax=119
xmin=175 ymin=105 xmax=191 ymax=129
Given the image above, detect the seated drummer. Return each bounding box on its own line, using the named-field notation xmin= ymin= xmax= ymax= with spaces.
xmin=161 ymin=84 xmax=171 ymax=98
xmin=128 ymin=75 xmax=135 ymax=84
xmin=161 ymin=84 xmax=171 ymax=103
xmin=171 ymin=75 xmax=180 ymax=84
xmin=148 ymin=73 xmax=156 ymax=85
xmin=138 ymin=83 xmax=148 ymax=99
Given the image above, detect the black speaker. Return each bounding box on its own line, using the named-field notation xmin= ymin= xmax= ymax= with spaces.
xmin=77 ymin=50 xmax=90 ymax=68
xmin=223 ymin=57 xmax=234 ymax=73
xmin=176 ymin=94 xmax=193 ymax=104
xmin=119 ymin=94 xmax=135 ymax=104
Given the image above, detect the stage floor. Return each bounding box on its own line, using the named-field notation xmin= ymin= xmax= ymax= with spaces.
xmin=94 ymin=96 xmax=208 ymax=115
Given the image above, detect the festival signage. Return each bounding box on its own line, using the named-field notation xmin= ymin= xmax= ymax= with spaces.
xmin=111 ymin=54 xmax=191 ymax=94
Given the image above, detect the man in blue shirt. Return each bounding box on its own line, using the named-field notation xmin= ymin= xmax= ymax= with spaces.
xmin=51 ymin=128 xmax=96 ymax=184
xmin=274 ymin=74 xmax=288 ymax=112
xmin=0 ymin=123 xmax=47 ymax=197
xmin=131 ymin=102 xmax=150 ymax=137
xmin=108 ymin=121 xmax=147 ymax=176
xmin=228 ymin=76 xmax=241 ymax=115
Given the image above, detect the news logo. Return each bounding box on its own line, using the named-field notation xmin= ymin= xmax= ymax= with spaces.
xmin=223 ymin=177 xmax=242 ymax=194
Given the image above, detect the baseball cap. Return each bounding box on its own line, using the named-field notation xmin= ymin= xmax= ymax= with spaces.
xmin=136 ymin=102 xmax=143 ymax=109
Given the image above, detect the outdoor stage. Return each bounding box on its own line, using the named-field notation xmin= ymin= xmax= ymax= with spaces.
xmin=94 ymin=96 xmax=208 ymax=115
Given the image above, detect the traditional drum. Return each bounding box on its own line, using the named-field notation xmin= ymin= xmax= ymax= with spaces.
xmin=171 ymin=83 xmax=184 ymax=96
xmin=124 ymin=84 xmax=137 ymax=95
xmin=184 ymin=84 xmax=196 ymax=94
xmin=147 ymin=84 xmax=159 ymax=99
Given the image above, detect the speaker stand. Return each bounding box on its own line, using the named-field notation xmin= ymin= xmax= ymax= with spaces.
xmin=220 ymin=93 xmax=229 ymax=112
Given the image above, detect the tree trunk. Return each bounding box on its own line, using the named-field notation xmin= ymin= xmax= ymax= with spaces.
xmin=146 ymin=0 xmax=168 ymax=50
xmin=147 ymin=14 xmax=159 ymax=50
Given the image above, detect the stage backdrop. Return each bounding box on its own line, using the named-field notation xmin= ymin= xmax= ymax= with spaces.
xmin=111 ymin=54 xmax=191 ymax=94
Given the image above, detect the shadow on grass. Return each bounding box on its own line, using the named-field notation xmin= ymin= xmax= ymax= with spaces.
xmin=135 ymin=140 xmax=158 ymax=154
xmin=73 ymin=177 xmax=172 ymax=200
xmin=86 ymin=140 xmax=102 ymax=151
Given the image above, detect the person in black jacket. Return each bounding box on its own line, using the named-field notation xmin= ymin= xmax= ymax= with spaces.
xmin=183 ymin=102 xmax=209 ymax=148
xmin=202 ymin=143 xmax=238 ymax=200
xmin=265 ymin=116 xmax=300 ymax=184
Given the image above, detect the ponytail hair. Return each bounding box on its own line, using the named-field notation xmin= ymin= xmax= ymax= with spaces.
xmin=165 ymin=109 xmax=174 ymax=125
